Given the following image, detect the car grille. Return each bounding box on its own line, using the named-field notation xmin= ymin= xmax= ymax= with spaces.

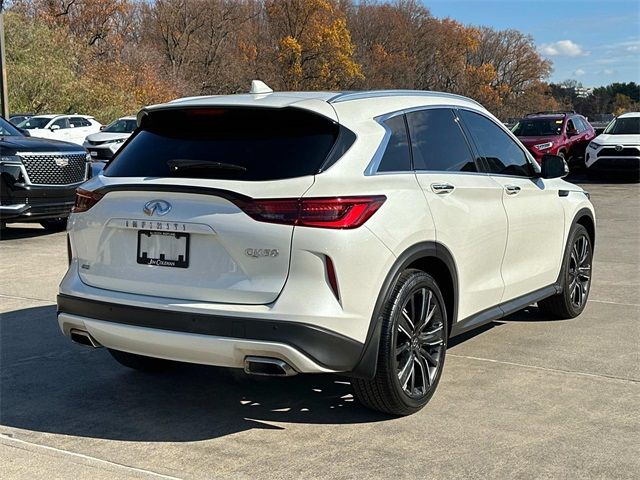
xmin=20 ymin=152 xmax=87 ymax=185
xmin=598 ymin=147 xmax=640 ymax=157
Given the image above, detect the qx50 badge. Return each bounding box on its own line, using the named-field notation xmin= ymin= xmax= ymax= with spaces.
xmin=143 ymin=199 xmax=172 ymax=216
xmin=245 ymin=248 xmax=279 ymax=258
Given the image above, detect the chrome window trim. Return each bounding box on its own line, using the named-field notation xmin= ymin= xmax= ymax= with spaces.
xmin=364 ymin=104 xmax=490 ymax=176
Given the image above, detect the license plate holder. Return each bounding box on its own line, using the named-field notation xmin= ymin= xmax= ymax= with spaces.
xmin=137 ymin=230 xmax=189 ymax=268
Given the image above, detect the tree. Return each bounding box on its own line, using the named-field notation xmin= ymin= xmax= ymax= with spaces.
xmin=265 ymin=0 xmax=363 ymax=90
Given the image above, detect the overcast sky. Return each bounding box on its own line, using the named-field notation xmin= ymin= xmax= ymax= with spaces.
xmin=426 ymin=0 xmax=640 ymax=87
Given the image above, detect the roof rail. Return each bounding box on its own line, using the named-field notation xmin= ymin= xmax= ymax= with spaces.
xmin=329 ymin=90 xmax=484 ymax=108
xmin=525 ymin=111 xmax=576 ymax=117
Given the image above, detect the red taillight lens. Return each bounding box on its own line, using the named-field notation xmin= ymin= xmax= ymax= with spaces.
xmin=72 ymin=188 xmax=104 ymax=213
xmin=235 ymin=196 xmax=386 ymax=229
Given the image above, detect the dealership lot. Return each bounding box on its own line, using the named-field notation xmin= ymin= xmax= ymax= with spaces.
xmin=0 ymin=176 xmax=638 ymax=479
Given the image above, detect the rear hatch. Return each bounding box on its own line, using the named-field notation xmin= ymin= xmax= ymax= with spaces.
xmin=73 ymin=106 xmax=340 ymax=304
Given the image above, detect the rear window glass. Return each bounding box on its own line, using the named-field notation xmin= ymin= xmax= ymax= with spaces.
xmin=105 ymin=107 xmax=340 ymax=181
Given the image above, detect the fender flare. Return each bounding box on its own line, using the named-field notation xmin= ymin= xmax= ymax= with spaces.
xmin=555 ymin=207 xmax=596 ymax=288
xmin=348 ymin=241 xmax=458 ymax=379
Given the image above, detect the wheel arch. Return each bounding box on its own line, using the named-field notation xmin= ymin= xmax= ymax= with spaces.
xmin=349 ymin=241 xmax=458 ymax=379
xmin=575 ymin=208 xmax=595 ymax=249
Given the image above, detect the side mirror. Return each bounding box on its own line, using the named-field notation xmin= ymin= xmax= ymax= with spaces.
xmin=540 ymin=154 xmax=569 ymax=179
xmin=99 ymin=125 xmax=106 ymax=131
xmin=50 ymin=124 xmax=60 ymax=131
xmin=567 ymin=129 xmax=577 ymax=137
xmin=19 ymin=128 xmax=30 ymax=137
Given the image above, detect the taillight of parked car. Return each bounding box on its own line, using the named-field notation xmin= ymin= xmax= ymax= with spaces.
xmin=72 ymin=188 xmax=104 ymax=213
xmin=235 ymin=196 xmax=386 ymax=229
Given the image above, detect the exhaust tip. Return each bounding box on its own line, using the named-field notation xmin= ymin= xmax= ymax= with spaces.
xmin=70 ymin=329 xmax=101 ymax=348
xmin=244 ymin=356 xmax=297 ymax=377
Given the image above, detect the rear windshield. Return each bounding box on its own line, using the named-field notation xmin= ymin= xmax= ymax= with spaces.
xmin=104 ymin=107 xmax=339 ymax=181
xmin=512 ymin=118 xmax=563 ymax=136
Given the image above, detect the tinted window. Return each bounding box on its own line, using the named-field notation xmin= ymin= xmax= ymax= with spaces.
xmin=104 ymin=119 xmax=137 ymax=133
xmin=566 ymin=119 xmax=576 ymax=133
xmin=19 ymin=117 xmax=50 ymax=129
xmin=512 ymin=118 xmax=563 ymax=136
xmin=407 ymin=108 xmax=476 ymax=172
xmin=53 ymin=118 xmax=70 ymax=129
xmin=0 ymin=117 xmax=23 ymax=136
xmin=377 ymin=115 xmax=411 ymax=172
xmin=105 ymin=107 xmax=340 ymax=181
xmin=459 ymin=110 xmax=533 ymax=177
xmin=70 ymin=117 xmax=91 ymax=127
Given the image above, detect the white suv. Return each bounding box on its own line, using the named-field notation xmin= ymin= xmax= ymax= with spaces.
xmin=58 ymin=86 xmax=595 ymax=415
xmin=585 ymin=112 xmax=640 ymax=180
xmin=18 ymin=114 xmax=102 ymax=145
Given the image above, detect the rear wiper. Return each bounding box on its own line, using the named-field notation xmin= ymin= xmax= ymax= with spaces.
xmin=167 ymin=159 xmax=247 ymax=173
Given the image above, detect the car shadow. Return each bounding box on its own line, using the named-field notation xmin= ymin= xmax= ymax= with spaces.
xmin=0 ymin=305 xmax=393 ymax=443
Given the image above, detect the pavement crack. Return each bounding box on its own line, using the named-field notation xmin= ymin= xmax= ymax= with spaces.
xmin=0 ymin=293 xmax=54 ymax=304
xmin=0 ymin=433 xmax=184 ymax=480
xmin=448 ymin=354 xmax=640 ymax=384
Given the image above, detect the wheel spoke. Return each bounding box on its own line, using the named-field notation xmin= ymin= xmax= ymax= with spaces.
xmin=419 ymin=347 xmax=438 ymax=366
xmin=398 ymin=314 xmax=413 ymax=339
xmin=396 ymin=342 xmax=410 ymax=356
xmin=398 ymin=354 xmax=414 ymax=388
xmin=415 ymin=354 xmax=429 ymax=389
xmin=415 ymin=289 xmax=432 ymax=332
xmin=418 ymin=324 xmax=444 ymax=346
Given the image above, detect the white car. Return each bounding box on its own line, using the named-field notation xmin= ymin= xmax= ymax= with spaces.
xmin=84 ymin=116 xmax=137 ymax=161
xmin=585 ymin=112 xmax=640 ymax=180
xmin=57 ymin=83 xmax=596 ymax=415
xmin=18 ymin=114 xmax=102 ymax=145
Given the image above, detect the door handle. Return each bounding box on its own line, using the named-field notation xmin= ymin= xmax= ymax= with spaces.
xmin=504 ymin=184 xmax=521 ymax=196
xmin=430 ymin=183 xmax=455 ymax=195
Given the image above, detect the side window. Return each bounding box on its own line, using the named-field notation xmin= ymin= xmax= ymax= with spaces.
xmin=72 ymin=117 xmax=91 ymax=127
xmin=52 ymin=118 xmax=69 ymax=129
xmin=459 ymin=109 xmax=533 ymax=177
xmin=566 ymin=119 xmax=576 ymax=134
xmin=377 ymin=114 xmax=411 ymax=172
xmin=406 ymin=108 xmax=477 ymax=172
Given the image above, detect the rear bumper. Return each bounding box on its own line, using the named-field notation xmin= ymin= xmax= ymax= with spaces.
xmin=57 ymin=294 xmax=364 ymax=373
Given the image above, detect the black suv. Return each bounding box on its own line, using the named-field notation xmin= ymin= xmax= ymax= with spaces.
xmin=1 ymin=117 xmax=90 ymax=231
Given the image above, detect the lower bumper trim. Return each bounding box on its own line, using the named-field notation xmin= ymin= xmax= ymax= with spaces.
xmin=57 ymin=294 xmax=364 ymax=372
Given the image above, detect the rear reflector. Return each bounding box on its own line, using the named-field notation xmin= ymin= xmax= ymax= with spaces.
xmin=325 ymin=255 xmax=340 ymax=301
xmin=235 ymin=196 xmax=386 ymax=229
xmin=72 ymin=188 xmax=104 ymax=213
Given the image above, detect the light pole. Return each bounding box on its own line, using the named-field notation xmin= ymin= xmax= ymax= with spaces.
xmin=0 ymin=11 xmax=9 ymax=119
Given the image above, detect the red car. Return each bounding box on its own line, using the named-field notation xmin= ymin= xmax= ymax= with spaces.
xmin=512 ymin=112 xmax=596 ymax=167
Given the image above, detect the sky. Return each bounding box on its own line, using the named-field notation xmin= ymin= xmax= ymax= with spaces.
xmin=425 ymin=0 xmax=640 ymax=87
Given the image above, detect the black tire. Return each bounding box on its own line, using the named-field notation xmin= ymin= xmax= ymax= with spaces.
xmin=108 ymin=349 xmax=176 ymax=372
xmin=538 ymin=224 xmax=593 ymax=318
xmin=352 ymin=269 xmax=448 ymax=416
xmin=40 ymin=218 xmax=68 ymax=232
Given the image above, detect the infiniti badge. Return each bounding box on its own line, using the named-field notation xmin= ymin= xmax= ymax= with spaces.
xmin=143 ymin=199 xmax=172 ymax=216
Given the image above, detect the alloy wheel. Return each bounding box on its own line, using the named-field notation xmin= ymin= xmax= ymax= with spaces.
xmin=568 ymin=234 xmax=591 ymax=309
xmin=395 ymin=287 xmax=445 ymax=398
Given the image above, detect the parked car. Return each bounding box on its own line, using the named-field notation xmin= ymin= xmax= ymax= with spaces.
xmin=57 ymin=85 xmax=595 ymax=416
xmin=0 ymin=116 xmax=91 ymax=231
xmin=512 ymin=111 xmax=596 ymax=168
xmin=84 ymin=116 xmax=137 ymax=161
xmin=9 ymin=113 xmax=34 ymax=125
xmin=585 ymin=112 xmax=640 ymax=180
xmin=17 ymin=114 xmax=102 ymax=145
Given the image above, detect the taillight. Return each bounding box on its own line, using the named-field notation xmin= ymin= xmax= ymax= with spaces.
xmin=235 ymin=196 xmax=386 ymax=229
xmin=72 ymin=188 xmax=104 ymax=213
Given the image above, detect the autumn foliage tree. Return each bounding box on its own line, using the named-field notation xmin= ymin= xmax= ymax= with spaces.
xmin=5 ymin=0 xmax=564 ymax=122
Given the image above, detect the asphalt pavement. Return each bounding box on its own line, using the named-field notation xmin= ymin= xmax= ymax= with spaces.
xmin=1 ymin=175 xmax=638 ymax=479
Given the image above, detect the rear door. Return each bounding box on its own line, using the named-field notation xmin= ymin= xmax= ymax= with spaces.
xmin=408 ymin=108 xmax=508 ymax=321
xmin=458 ymin=109 xmax=565 ymax=302
xmin=72 ymin=107 xmax=340 ymax=305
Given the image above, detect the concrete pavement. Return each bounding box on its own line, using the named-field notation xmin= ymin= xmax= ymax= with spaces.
xmin=1 ymin=177 xmax=638 ymax=479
